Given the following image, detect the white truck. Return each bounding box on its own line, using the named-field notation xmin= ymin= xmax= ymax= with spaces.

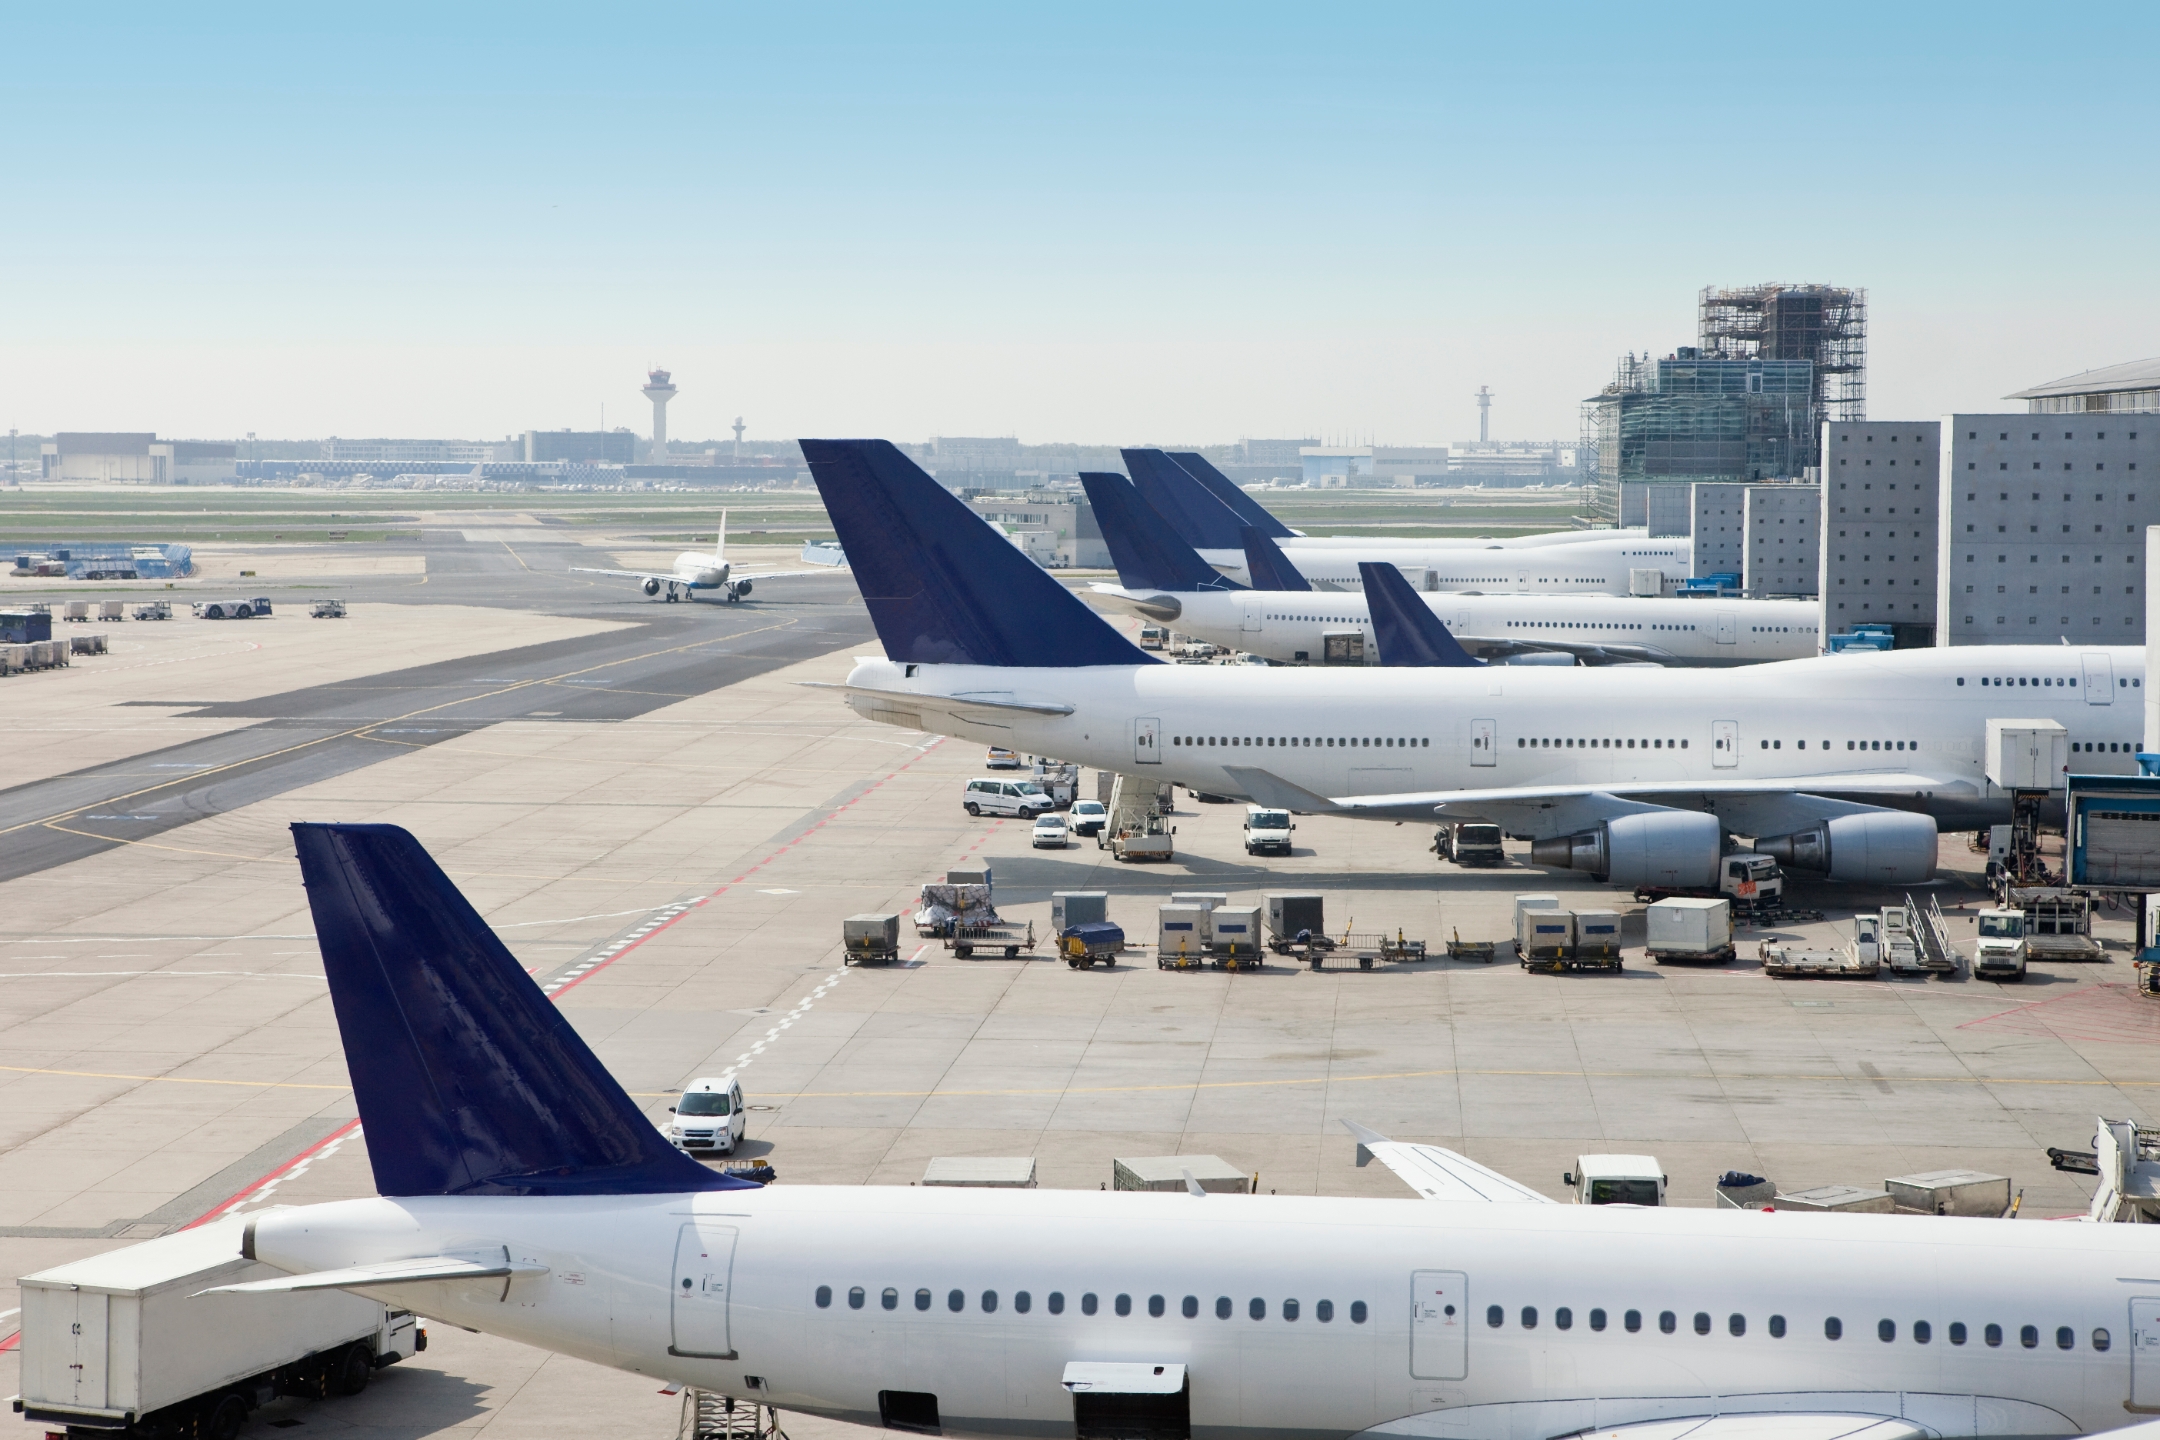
xmin=14 ymin=1216 xmax=420 ymax=1440
xmin=1635 ymin=852 xmax=1784 ymax=909
xmin=1561 ymin=1154 xmax=1666 ymax=1206
xmin=1242 ymin=805 xmax=1294 ymax=856
xmin=1974 ymin=907 xmax=2030 ymax=981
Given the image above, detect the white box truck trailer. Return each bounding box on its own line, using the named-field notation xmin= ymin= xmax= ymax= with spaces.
xmin=14 ymin=1216 xmax=419 ymax=1440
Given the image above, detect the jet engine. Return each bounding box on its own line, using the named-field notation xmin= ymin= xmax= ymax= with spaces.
xmin=1530 ymin=809 xmax=1720 ymax=889
xmin=1756 ymin=810 xmax=1937 ymax=884
xmin=729 ymin=579 xmax=753 ymax=601
xmin=641 ymin=577 xmax=662 ymax=597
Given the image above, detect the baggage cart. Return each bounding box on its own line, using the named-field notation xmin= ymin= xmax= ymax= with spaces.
xmin=1759 ymin=935 xmax=1879 ymax=978
xmin=63 ymin=600 xmax=90 ymax=621
xmin=947 ymin=919 xmax=1036 ymax=959
xmin=1059 ymin=921 xmax=1125 ymax=968
xmin=916 ymin=881 xmax=995 ymax=937
xmin=1886 ymin=1168 xmax=2010 ymax=1216
xmin=1445 ymin=929 xmax=1498 ymax=964
xmin=2012 ymin=887 xmax=2106 ymax=961
xmin=99 ymin=600 xmax=125 ymax=621
xmin=1773 ymin=1184 xmax=1894 ymax=1215
xmin=843 ymin=912 xmax=901 ymax=965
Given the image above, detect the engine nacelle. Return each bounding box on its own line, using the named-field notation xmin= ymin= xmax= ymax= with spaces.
xmin=1529 ymin=810 xmax=1721 ymax=889
xmin=730 ymin=579 xmax=753 ymax=599
xmin=641 ymin=577 xmax=662 ymax=597
xmin=1757 ymin=810 xmax=1937 ymax=884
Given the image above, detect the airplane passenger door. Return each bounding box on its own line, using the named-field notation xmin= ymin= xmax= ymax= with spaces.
xmin=1409 ymin=1270 xmax=1469 ymax=1380
xmin=670 ymin=1222 xmax=738 ymax=1359
xmin=1470 ymin=719 xmax=1496 ymax=767
xmin=2130 ymin=1298 xmax=2160 ymax=1411
xmin=1241 ymin=601 xmax=1262 ymax=634
xmin=1134 ymin=717 xmax=1161 ymax=765
xmin=1712 ymin=720 xmax=1739 ymax=768
xmin=2085 ymin=653 xmax=2115 ymax=704
xmin=1715 ymin=612 xmax=1737 ymax=645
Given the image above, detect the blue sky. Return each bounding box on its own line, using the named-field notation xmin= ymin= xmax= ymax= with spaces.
xmin=5 ymin=2 xmax=2156 ymax=444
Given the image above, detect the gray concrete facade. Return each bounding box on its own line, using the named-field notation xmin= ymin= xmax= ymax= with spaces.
xmin=1821 ymin=420 xmax=1940 ymax=643
xmin=1742 ymin=483 xmax=1819 ymax=597
xmin=1935 ymin=414 xmax=2159 ymax=646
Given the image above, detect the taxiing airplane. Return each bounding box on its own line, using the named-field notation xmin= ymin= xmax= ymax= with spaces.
xmin=1079 ymin=472 xmax=1820 ymax=667
xmin=570 ymin=512 xmax=843 ymax=603
xmin=199 ymin=819 xmax=2160 ymax=1440
xmin=800 ymin=440 xmax=2147 ymax=892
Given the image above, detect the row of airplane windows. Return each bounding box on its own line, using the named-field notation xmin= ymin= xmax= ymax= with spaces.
xmin=1522 ymin=738 xmax=1686 ymax=750
xmin=812 ymin=1286 xmax=1369 ymax=1323
xmin=1177 ymin=735 xmax=1427 ymax=749
xmin=1485 ymin=1306 xmax=2106 ymax=1351
xmin=1505 ymin=621 xmax=1658 ymax=631
xmin=1956 ymin=675 xmax=2146 ymax=688
xmin=1761 ymin=740 xmax=1918 ymax=751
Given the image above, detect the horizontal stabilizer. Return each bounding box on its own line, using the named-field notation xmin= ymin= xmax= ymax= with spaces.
xmin=797 ymin=680 xmax=1076 ymax=722
xmin=803 ymin=440 xmax=1154 ymax=668
xmin=198 ymin=1252 xmax=548 ymax=1296
xmin=1341 ymin=1120 xmax=1553 ymax=1203
xmin=1239 ymin=527 xmax=1311 ymax=592
xmin=1171 ymin=452 xmax=1295 ymax=538
xmin=1580 ymin=1418 xmax=1925 ymax=1440
xmin=1359 ymin=562 xmax=1482 ymax=667
xmin=1079 ymin=472 xmax=1241 ymax=593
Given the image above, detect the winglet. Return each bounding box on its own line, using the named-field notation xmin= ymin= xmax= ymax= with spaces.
xmin=1181 ymin=1168 xmax=1207 ymax=1198
xmin=1079 ymin=472 xmax=1242 ymax=593
xmin=1358 ymin=562 xmax=1483 ymax=668
xmin=1169 ymin=453 xmax=1297 ymax=538
xmin=291 ymin=822 xmax=757 ymax=1197
xmin=1341 ymin=1118 xmax=1387 ymax=1168
xmin=1239 ymin=527 xmax=1311 ymax=592
xmin=801 ymin=440 xmax=1156 ymax=668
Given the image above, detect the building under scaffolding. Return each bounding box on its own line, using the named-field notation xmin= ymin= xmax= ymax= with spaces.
xmin=1581 ymin=349 xmax=1816 ymax=518
xmin=1698 ymin=283 xmax=1867 ymax=426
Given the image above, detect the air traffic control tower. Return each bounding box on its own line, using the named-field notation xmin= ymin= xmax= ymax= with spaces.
xmin=643 ymin=368 xmax=678 ymax=464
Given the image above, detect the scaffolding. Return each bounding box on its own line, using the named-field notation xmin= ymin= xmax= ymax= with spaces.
xmin=1698 ymin=283 xmax=1867 ymax=425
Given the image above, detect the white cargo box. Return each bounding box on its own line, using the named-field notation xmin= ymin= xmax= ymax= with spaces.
xmin=1646 ymin=897 xmax=1732 ymax=955
xmin=1512 ymin=893 xmax=1560 ymax=928
xmin=18 ymin=1217 xmax=397 ymax=1427
xmin=1573 ymin=909 xmax=1622 ymax=958
xmin=1169 ymin=891 xmax=1227 ymax=913
xmin=1517 ymin=908 xmax=1574 ymax=958
xmin=1113 ymin=1154 xmax=1251 ymax=1194
xmin=1157 ymin=905 xmax=1209 ymax=963
xmin=1210 ymin=905 xmax=1261 ymax=958
xmin=922 ymin=1156 xmax=1038 ymax=1188
xmin=1985 ymin=719 xmax=2069 ymax=792
xmin=1885 ymin=1168 xmax=2010 ymax=1217
xmin=1774 ymin=1184 xmax=1895 ymax=1214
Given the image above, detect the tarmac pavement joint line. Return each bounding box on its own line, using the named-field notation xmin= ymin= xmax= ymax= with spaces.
xmin=724 ymin=972 xmax=847 ymax=1084
xmin=184 ymin=1119 xmax=366 ymax=1230
xmin=0 ymin=613 xmax=814 ymax=841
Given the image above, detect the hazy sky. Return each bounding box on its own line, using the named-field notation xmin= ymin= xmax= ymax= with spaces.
xmin=7 ymin=3 xmax=2156 ymax=445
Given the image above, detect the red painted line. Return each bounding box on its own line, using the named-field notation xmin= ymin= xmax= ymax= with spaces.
xmin=183 ymin=1118 xmax=364 ymax=1229
xmin=170 ymin=736 xmax=950 ymax=1227
xmin=0 ymin=1329 xmax=18 ymax=1352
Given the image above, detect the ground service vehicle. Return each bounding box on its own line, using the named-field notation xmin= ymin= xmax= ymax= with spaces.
xmin=985 ymin=746 xmax=1021 ymax=769
xmin=1563 ymin=1154 xmax=1667 ymax=1205
xmin=1031 ymin=813 xmax=1070 ymax=848
xmin=1975 ymin=907 xmax=2030 ymax=980
xmin=962 ymin=776 xmax=1054 ymax=817
xmin=1243 ymin=805 xmax=1293 ymax=855
xmin=15 ymin=1217 xmax=417 ymax=1440
xmin=1059 ymin=921 xmax=1124 ymax=968
xmin=1068 ymin=799 xmax=1108 ymax=836
xmin=667 ymin=1076 xmax=746 ymax=1154
xmin=1435 ymin=821 xmax=1506 ymax=867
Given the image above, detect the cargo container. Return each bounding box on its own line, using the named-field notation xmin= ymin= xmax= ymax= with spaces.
xmin=1157 ymin=905 xmax=1209 ymax=968
xmin=1572 ymin=909 xmax=1622 ymax=963
xmin=1644 ymin=897 xmax=1735 ymax=964
xmin=1113 ymin=1155 xmax=1251 ymax=1194
xmin=1886 ymin=1169 xmax=2010 ymax=1217
xmin=842 ymin=912 xmax=900 ymax=965
xmin=1209 ymin=905 xmax=1261 ymax=964
xmin=1265 ymin=892 xmax=1324 ymax=952
xmin=1515 ymin=908 xmax=1574 ymax=966
xmin=922 ymin=1157 xmax=1038 ymax=1188
xmin=1774 ymin=1184 xmax=1895 ymax=1214
xmin=1052 ymin=891 xmax=1108 ymax=931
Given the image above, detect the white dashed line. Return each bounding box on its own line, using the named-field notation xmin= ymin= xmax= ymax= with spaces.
xmin=723 ymin=971 xmax=845 ymax=1082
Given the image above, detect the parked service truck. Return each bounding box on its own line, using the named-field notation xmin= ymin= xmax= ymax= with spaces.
xmin=14 ymin=1216 xmax=420 ymax=1440
xmin=1974 ymin=907 xmax=2030 ymax=980
xmin=1243 ymin=806 xmax=1294 ymax=856
xmin=1434 ymin=822 xmax=1506 ymax=868
xmin=1562 ymin=1154 xmax=1667 ymax=1206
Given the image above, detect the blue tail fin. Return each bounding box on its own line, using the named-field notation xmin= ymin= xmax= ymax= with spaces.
xmin=1169 ymin=452 xmax=1296 ymax=539
xmin=1080 ymin=472 xmax=1243 ymax=593
xmin=1121 ymin=448 xmax=1246 ymax=550
xmin=802 ymin=440 xmax=1154 ymax=667
xmin=1239 ymin=526 xmax=1312 ymax=592
xmin=290 ymin=823 xmax=753 ymax=1197
xmin=1358 ymin=562 xmax=1483 ymax=668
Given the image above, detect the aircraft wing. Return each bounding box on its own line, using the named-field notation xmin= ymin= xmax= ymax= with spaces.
xmin=1455 ymin=634 xmax=1674 ymax=666
xmin=569 ymin=566 xmax=686 ymax=583
xmin=1343 ymin=1121 xmax=1554 ymax=1203
xmin=1221 ymin=767 xmax=1966 ymax=817
xmin=197 ymin=1251 xmax=549 ymax=1295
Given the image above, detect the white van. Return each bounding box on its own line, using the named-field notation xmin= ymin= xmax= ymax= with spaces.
xmin=667 ymin=1076 xmax=746 ymax=1155
xmin=963 ymin=776 xmax=1055 ymax=817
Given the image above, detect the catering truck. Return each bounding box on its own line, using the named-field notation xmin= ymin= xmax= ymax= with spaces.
xmin=13 ymin=1216 xmax=420 ymax=1440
